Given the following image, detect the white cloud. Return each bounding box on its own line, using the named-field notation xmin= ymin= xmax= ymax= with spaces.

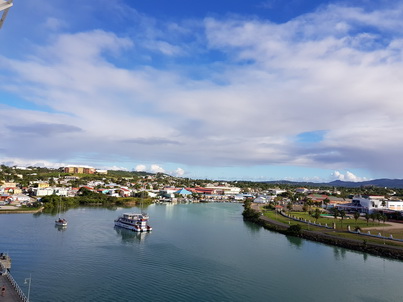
xmin=2 ymin=2 xmax=403 ymax=178
xmin=0 ymin=158 xmax=66 ymax=169
xmin=150 ymin=164 xmax=165 ymax=173
xmin=331 ymin=171 xmax=367 ymax=182
xmin=135 ymin=165 xmax=147 ymax=172
xmin=173 ymin=168 xmax=185 ymax=177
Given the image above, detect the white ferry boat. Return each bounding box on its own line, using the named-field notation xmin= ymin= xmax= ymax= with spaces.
xmin=114 ymin=213 xmax=152 ymax=232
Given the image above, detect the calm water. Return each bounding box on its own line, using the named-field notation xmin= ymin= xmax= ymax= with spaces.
xmin=1 ymin=203 xmax=402 ymax=302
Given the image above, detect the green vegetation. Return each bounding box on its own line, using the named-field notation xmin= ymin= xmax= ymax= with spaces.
xmin=40 ymin=189 xmax=152 ymax=212
xmin=242 ymin=199 xmax=261 ymax=221
xmin=286 ymin=224 xmax=302 ymax=236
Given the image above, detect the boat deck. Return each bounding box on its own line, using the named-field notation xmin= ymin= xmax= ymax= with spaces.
xmin=0 ymin=275 xmax=24 ymax=302
xmin=0 ymin=255 xmax=27 ymax=302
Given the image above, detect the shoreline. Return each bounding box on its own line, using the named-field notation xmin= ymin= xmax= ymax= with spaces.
xmin=0 ymin=206 xmax=44 ymax=214
xmin=248 ymin=204 xmax=403 ymax=261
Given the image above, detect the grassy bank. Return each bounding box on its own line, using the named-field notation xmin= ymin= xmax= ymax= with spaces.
xmin=243 ymin=202 xmax=403 ymax=260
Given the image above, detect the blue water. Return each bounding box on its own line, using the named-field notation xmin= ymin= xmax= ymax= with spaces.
xmin=1 ymin=203 xmax=402 ymax=302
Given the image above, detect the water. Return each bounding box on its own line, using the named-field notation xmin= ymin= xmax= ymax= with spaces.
xmin=1 ymin=203 xmax=402 ymax=302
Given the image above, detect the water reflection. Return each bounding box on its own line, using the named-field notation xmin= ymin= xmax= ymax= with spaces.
xmin=333 ymin=246 xmax=347 ymax=260
xmin=55 ymin=225 xmax=67 ymax=232
xmin=114 ymin=227 xmax=149 ymax=243
xmin=286 ymin=235 xmax=304 ymax=249
xmin=243 ymin=220 xmax=261 ymax=234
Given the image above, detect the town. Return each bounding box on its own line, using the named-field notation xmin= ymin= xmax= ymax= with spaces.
xmin=1 ymin=164 xmax=403 ymax=222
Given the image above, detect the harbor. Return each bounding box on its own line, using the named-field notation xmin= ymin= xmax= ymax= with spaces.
xmin=1 ymin=203 xmax=403 ymax=301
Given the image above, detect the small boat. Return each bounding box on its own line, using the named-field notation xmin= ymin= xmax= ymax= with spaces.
xmin=55 ymin=217 xmax=68 ymax=227
xmin=55 ymin=196 xmax=68 ymax=227
xmin=114 ymin=213 xmax=152 ymax=232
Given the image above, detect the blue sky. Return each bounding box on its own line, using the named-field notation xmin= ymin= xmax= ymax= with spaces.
xmin=1 ymin=0 xmax=403 ymax=182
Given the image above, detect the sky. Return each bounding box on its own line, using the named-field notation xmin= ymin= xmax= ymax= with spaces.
xmin=1 ymin=0 xmax=403 ymax=182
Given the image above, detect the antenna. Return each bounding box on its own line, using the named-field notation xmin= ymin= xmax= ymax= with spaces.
xmin=0 ymin=0 xmax=13 ymax=29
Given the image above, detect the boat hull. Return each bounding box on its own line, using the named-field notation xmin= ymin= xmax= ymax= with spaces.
xmin=55 ymin=219 xmax=68 ymax=227
xmin=114 ymin=220 xmax=152 ymax=232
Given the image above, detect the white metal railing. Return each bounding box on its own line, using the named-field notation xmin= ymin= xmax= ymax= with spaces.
xmin=5 ymin=272 xmax=29 ymax=302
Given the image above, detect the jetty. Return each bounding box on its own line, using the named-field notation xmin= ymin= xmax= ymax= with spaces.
xmin=0 ymin=254 xmax=29 ymax=302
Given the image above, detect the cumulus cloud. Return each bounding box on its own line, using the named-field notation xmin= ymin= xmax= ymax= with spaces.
xmin=2 ymin=2 xmax=403 ymax=178
xmin=0 ymin=158 xmax=67 ymax=169
xmin=331 ymin=171 xmax=367 ymax=182
xmin=135 ymin=164 xmax=147 ymax=172
xmin=172 ymin=168 xmax=185 ymax=177
xmin=150 ymin=164 xmax=165 ymax=173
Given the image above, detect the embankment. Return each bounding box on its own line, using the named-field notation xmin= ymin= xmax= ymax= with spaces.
xmin=245 ymin=206 xmax=403 ymax=261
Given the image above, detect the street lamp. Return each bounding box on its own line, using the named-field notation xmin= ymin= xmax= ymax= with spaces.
xmin=24 ymin=274 xmax=31 ymax=302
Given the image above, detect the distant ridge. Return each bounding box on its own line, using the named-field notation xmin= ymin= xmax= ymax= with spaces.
xmin=262 ymin=178 xmax=403 ymax=189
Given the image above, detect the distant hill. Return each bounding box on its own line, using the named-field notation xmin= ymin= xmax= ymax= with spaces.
xmin=263 ymin=179 xmax=403 ymax=189
xmin=328 ymin=179 xmax=403 ymax=189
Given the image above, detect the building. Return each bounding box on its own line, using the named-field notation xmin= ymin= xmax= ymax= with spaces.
xmin=386 ymin=200 xmax=403 ymax=211
xmin=295 ymin=187 xmax=309 ymax=194
xmin=95 ymin=169 xmax=108 ymax=174
xmin=204 ymin=186 xmax=241 ymax=195
xmin=64 ymin=166 xmax=96 ymax=174
xmin=337 ymin=195 xmax=386 ymax=213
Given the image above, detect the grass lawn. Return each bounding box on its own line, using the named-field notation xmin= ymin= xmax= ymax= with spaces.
xmin=285 ymin=211 xmax=389 ymax=231
xmin=262 ymin=209 xmax=403 ymax=245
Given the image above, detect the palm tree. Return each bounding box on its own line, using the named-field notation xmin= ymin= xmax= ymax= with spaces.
xmin=339 ymin=210 xmax=346 ymax=229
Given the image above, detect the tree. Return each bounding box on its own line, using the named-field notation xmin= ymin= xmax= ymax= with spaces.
xmin=370 ymin=213 xmax=376 ymax=224
xmin=313 ymin=208 xmax=321 ymax=223
xmin=353 ymin=212 xmax=360 ymax=224
xmin=364 ymin=213 xmax=370 ymax=226
xmin=286 ymin=202 xmax=293 ymax=214
xmin=333 ymin=208 xmax=340 ymax=220
xmin=339 ymin=210 xmax=346 ymax=228
xmin=323 ymin=198 xmax=330 ymax=209
xmin=376 ymin=213 xmax=382 ymax=225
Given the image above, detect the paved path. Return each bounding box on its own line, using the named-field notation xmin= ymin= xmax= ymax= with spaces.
xmin=362 ymin=222 xmax=403 ymax=230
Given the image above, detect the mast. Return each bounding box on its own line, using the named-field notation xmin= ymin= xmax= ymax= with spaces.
xmin=0 ymin=0 xmax=13 ymax=29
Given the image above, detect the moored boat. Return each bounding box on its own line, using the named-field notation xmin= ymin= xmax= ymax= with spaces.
xmin=55 ymin=196 xmax=68 ymax=227
xmin=114 ymin=213 xmax=152 ymax=232
xmin=55 ymin=217 xmax=68 ymax=227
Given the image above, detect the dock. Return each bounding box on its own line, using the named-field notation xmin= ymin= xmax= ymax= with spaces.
xmin=0 ymin=254 xmax=29 ymax=302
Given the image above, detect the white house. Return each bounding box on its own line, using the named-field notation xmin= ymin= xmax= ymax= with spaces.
xmin=339 ymin=195 xmax=387 ymax=213
xmin=254 ymin=196 xmax=269 ymax=204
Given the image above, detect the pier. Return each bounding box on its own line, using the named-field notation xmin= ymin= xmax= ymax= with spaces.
xmin=0 ymin=254 xmax=29 ymax=302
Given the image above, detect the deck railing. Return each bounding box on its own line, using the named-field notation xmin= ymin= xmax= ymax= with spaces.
xmin=5 ymin=271 xmax=29 ymax=302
